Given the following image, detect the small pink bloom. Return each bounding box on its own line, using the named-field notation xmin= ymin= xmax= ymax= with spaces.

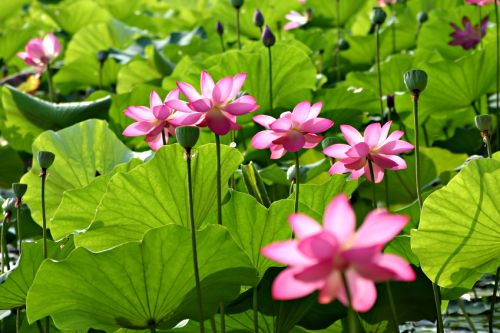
xmin=122 ymin=89 xmax=199 ymax=151
xmin=284 ymin=10 xmax=310 ymax=30
xmin=323 ymin=122 xmax=413 ymax=184
xmin=261 ymin=194 xmax=415 ymax=312
xmin=449 ymin=16 xmax=488 ymax=50
xmin=465 ymin=0 xmax=499 ymax=5
xmin=378 ymin=0 xmax=397 ymax=6
xmin=17 ymin=33 xmax=61 ymax=72
xmin=166 ymin=71 xmax=259 ymax=136
xmin=251 ymin=101 xmax=333 ymax=160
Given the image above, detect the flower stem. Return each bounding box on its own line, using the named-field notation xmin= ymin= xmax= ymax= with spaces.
xmin=162 ymin=130 xmax=167 ymax=147
xmin=214 ymin=134 xmax=222 ymax=225
xmin=375 ymin=25 xmax=384 ymax=116
xmin=40 ymin=169 xmax=48 ymax=260
xmin=457 ymin=298 xmax=477 ymax=333
xmin=294 ymin=152 xmax=300 ymax=213
xmin=253 ymin=287 xmax=259 ymax=333
xmin=411 ymin=93 xmax=423 ymax=210
xmin=98 ymin=62 xmax=104 ymax=90
xmin=236 ymin=8 xmax=241 ymax=50
xmin=186 ymin=148 xmax=205 ymax=333
xmin=16 ymin=199 xmax=22 ymax=256
xmin=368 ymin=160 xmax=377 ymax=208
xmin=341 ymin=272 xmax=358 ymax=333
xmin=490 ymin=266 xmax=500 ymax=333
xmin=485 ymin=132 xmax=493 ymax=158
xmin=495 ymin=0 xmax=500 ymax=150
xmin=384 ymin=282 xmax=400 ymax=333
xmin=220 ymin=35 xmax=226 ymax=52
xmin=46 ymin=64 xmax=55 ymax=103
xmin=16 ymin=309 xmax=20 ymax=333
xmin=432 ymin=283 xmax=444 ymax=333
xmin=1 ymin=215 xmax=7 ymax=274
xmin=267 ymin=46 xmax=273 ymax=113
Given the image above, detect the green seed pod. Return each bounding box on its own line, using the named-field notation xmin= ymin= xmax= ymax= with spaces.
xmin=338 ymin=39 xmax=350 ymax=51
xmin=37 ymin=151 xmax=55 ymax=169
xmin=321 ymin=137 xmax=337 ymax=150
xmin=371 ymin=7 xmax=387 ymax=26
xmin=417 ymin=11 xmax=428 ymax=24
xmin=231 ymin=0 xmax=244 ymax=9
xmin=404 ymin=69 xmax=428 ymax=93
xmin=175 ymin=126 xmax=200 ymax=149
xmin=12 ymin=183 xmax=28 ymax=199
xmin=96 ymin=50 xmax=109 ymax=64
xmin=475 ymin=115 xmax=493 ymax=132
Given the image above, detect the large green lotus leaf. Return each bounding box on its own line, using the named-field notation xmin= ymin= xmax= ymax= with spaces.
xmin=411 ymin=157 xmax=500 ymax=290
xmin=43 ymin=0 xmax=113 ymax=35
xmin=0 ymin=26 xmax=37 ymax=62
xmin=116 ymin=58 xmax=162 ymax=94
xmin=74 ymin=143 xmax=243 ymax=251
xmin=50 ymin=159 xmax=143 ymax=241
xmin=26 ymin=224 xmax=258 ymax=331
xmin=95 ymin=0 xmax=144 ymax=20
xmin=0 ymin=145 xmax=24 ymax=188
xmin=0 ymin=239 xmax=74 ymax=310
xmin=0 ymin=0 xmax=25 ymax=22
xmin=20 ymin=119 xmax=135 ymax=226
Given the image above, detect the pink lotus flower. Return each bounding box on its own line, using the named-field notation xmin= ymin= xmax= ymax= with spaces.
xmin=323 ymin=122 xmax=413 ymax=183
xmin=465 ymin=0 xmax=499 ymax=5
xmin=251 ymin=101 xmax=333 ymax=159
xmin=449 ymin=16 xmax=488 ymax=50
xmin=17 ymin=33 xmax=61 ymax=72
xmin=378 ymin=0 xmax=397 ymax=6
xmin=166 ymin=71 xmax=259 ymax=136
xmin=261 ymin=194 xmax=415 ymax=312
xmin=122 ymin=90 xmax=199 ymax=151
xmin=284 ymin=10 xmax=310 ymax=30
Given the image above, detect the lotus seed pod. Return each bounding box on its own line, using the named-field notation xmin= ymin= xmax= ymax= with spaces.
xmin=287 ymin=165 xmax=308 ymax=183
xmin=371 ymin=7 xmax=387 ymax=26
xmin=175 ymin=126 xmax=200 ymax=149
xmin=321 ymin=137 xmax=337 ymax=150
xmin=216 ymin=21 xmax=224 ymax=36
xmin=475 ymin=115 xmax=493 ymax=132
xmin=404 ymin=69 xmax=428 ymax=93
xmin=231 ymin=0 xmax=244 ymax=9
xmin=417 ymin=12 xmax=428 ymax=24
xmin=262 ymin=25 xmax=276 ymax=47
xmin=96 ymin=50 xmax=109 ymax=64
xmin=254 ymin=9 xmax=264 ymax=28
xmin=37 ymin=151 xmax=55 ymax=169
xmin=338 ymin=39 xmax=350 ymax=51
xmin=12 ymin=183 xmax=28 ymax=199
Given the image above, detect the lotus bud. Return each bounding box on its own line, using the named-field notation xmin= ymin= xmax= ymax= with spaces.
xmin=338 ymin=39 xmax=350 ymax=51
xmin=371 ymin=7 xmax=387 ymax=26
xmin=387 ymin=95 xmax=395 ymax=109
xmin=321 ymin=137 xmax=337 ymax=150
xmin=254 ymin=9 xmax=264 ymax=28
xmin=404 ymin=69 xmax=428 ymax=93
xmin=262 ymin=25 xmax=276 ymax=47
xmin=12 ymin=183 xmax=27 ymax=199
xmin=417 ymin=12 xmax=428 ymax=24
xmin=231 ymin=0 xmax=244 ymax=9
xmin=216 ymin=21 xmax=224 ymax=36
xmin=37 ymin=151 xmax=55 ymax=170
xmin=287 ymin=165 xmax=308 ymax=183
xmin=176 ymin=126 xmax=200 ymax=149
xmin=96 ymin=50 xmax=109 ymax=64
xmin=475 ymin=115 xmax=493 ymax=132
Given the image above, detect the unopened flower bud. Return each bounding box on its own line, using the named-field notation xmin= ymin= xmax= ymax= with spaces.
xmin=216 ymin=21 xmax=224 ymax=36
xmin=371 ymin=7 xmax=387 ymax=26
xmin=475 ymin=115 xmax=492 ymax=132
xmin=338 ymin=39 xmax=350 ymax=51
xmin=254 ymin=9 xmax=264 ymax=28
xmin=417 ymin=12 xmax=428 ymax=24
xmin=231 ymin=0 xmax=244 ymax=9
xmin=387 ymin=95 xmax=395 ymax=109
xmin=321 ymin=137 xmax=337 ymax=150
xmin=96 ymin=50 xmax=109 ymax=64
xmin=404 ymin=69 xmax=428 ymax=93
xmin=176 ymin=126 xmax=200 ymax=149
xmin=37 ymin=151 xmax=55 ymax=169
xmin=12 ymin=183 xmax=28 ymax=199
xmin=262 ymin=25 xmax=276 ymax=47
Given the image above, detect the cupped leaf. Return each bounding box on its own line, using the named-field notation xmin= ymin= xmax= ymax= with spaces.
xmin=0 ymin=239 xmax=74 ymax=310
xmin=75 ymin=143 xmax=243 ymax=251
xmin=26 ymin=224 xmax=258 ymax=331
xmin=411 ymin=157 xmax=500 ymax=290
xmin=20 ymin=119 xmax=135 ymax=226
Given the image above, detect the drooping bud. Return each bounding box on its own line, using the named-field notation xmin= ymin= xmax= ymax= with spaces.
xmin=231 ymin=0 xmax=244 ymax=9
xmin=96 ymin=50 xmax=109 ymax=64
xmin=37 ymin=151 xmax=55 ymax=170
xmin=12 ymin=183 xmax=28 ymax=199
xmin=338 ymin=39 xmax=350 ymax=51
xmin=371 ymin=7 xmax=387 ymax=26
xmin=321 ymin=137 xmax=337 ymax=150
xmin=262 ymin=25 xmax=276 ymax=47
xmin=475 ymin=115 xmax=493 ymax=132
xmin=417 ymin=12 xmax=428 ymax=24
xmin=175 ymin=126 xmax=200 ymax=149
xmin=387 ymin=95 xmax=395 ymax=109
xmin=254 ymin=9 xmax=264 ymax=28
xmin=216 ymin=21 xmax=224 ymax=36
xmin=404 ymin=69 xmax=428 ymax=93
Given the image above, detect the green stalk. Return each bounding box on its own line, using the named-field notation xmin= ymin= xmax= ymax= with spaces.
xmin=16 ymin=309 xmax=20 ymax=333
xmin=336 ymin=0 xmax=342 ymax=82
xmin=267 ymin=46 xmax=273 ymax=113
xmin=375 ymin=25 xmax=384 ymax=116
xmin=485 ymin=132 xmax=493 ymax=158
xmin=368 ymin=161 xmax=377 ymax=208
xmin=220 ymin=35 xmax=226 ymax=52
xmin=1 ymin=215 xmax=6 ymax=274
xmin=490 ymin=267 xmax=500 ymax=333
xmin=98 ymin=62 xmax=104 ymax=90
xmin=494 ymin=0 xmax=500 ymax=150
xmin=457 ymin=298 xmax=477 ymax=333
xmin=253 ymin=287 xmax=259 ymax=333
xmin=432 ymin=283 xmax=444 ymax=333
xmin=210 ymin=318 xmax=217 ymax=333
xmin=341 ymin=273 xmax=358 ymax=333
xmin=151 ymin=327 xmax=156 ymax=333
xmin=186 ymin=147 xmax=205 ymax=333
xmin=162 ymin=130 xmax=167 ymax=147
xmin=412 ymin=93 xmax=423 ymax=210
xmin=214 ymin=134 xmax=222 ymax=225
xmin=41 ymin=168 xmax=50 ymax=333
xmin=294 ymin=152 xmax=300 ymax=213
xmin=236 ymin=8 xmax=241 ymax=50
xmin=16 ymin=200 xmax=22 ymax=256
xmin=46 ymin=63 xmax=55 ymax=103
